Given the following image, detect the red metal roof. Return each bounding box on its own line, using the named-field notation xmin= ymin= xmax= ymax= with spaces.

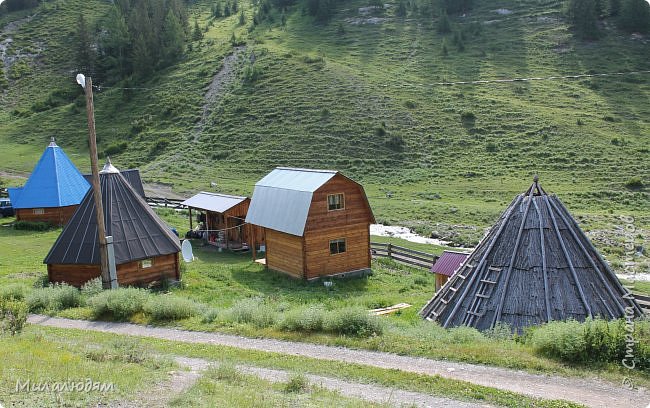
xmin=431 ymin=251 xmax=470 ymax=277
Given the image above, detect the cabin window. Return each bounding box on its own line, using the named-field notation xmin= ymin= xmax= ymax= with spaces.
xmin=33 ymin=208 xmax=44 ymax=215
xmin=141 ymin=259 xmax=153 ymax=268
xmin=329 ymin=238 xmax=346 ymax=255
xmin=327 ymin=193 xmax=345 ymax=211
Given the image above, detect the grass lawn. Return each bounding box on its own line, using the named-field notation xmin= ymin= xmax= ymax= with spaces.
xmin=1 ymin=214 xmax=648 ymax=390
xmin=171 ymin=367 xmax=386 ymax=408
xmin=0 ymin=326 xmax=175 ymax=407
xmin=1 ymin=325 xmax=585 ymax=408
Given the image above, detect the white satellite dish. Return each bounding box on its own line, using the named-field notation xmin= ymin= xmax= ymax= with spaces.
xmin=181 ymin=239 xmax=194 ymax=262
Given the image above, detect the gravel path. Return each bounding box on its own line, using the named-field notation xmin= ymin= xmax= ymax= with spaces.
xmin=29 ymin=315 xmax=649 ymax=408
xmin=108 ymin=355 xmax=492 ymax=407
xmin=102 ymin=357 xmax=210 ymax=408
xmin=238 ymin=365 xmax=491 ymax=407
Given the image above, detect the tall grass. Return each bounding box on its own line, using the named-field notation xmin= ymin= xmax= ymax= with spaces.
xmin=0 ymin=283 xmax=28 ymax=301
xmin=87 ymin=288 xmax=151 ymax=320
xmin=529 ymin=318 xmax=650 ymax=371
xmin=322 ymin=306 xmax=384 ymax=336
xmin=143 ymin=295 xmax=202 ymax=321
xmin=26 ymin=284 xmax=80 ymax=312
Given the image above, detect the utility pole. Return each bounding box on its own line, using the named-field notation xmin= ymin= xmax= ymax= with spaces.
xmin=80 ymin=75 xmax=110 ymax=289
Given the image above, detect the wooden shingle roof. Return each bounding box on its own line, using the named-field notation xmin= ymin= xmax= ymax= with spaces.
xmin=421 ymin=177 xmax=642 ymax=331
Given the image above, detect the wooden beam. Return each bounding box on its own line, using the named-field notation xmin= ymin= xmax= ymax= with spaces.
xmin=543 ymin=195 xmax=593 ymax=319
xmin=225 ymin=216 xmax=230 ymax=249
xmin=440 ymin=195 xmax=521 ymax=328
xmin=250 ymin=224 xmax=256 ymax=261
xmin=490 ymin=189 xmax=535 ymax=328
xmin=549 ymin=198 xmax=631 ymax=317
xmin=532 ymin=198 xmax=552 ymax=323
xmin=189 ymin=208 xmax=193 ymax=230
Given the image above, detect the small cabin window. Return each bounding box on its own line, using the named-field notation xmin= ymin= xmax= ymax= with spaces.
xmin=33 ymin=208 xmax=44 ymax=215
xmin=141 ymin=259 xmax=153 ymax=268
xmin=329 ymin=238 xmax=346 ymax=255
xmin=327 ymin=193 xmax=345 ymax=211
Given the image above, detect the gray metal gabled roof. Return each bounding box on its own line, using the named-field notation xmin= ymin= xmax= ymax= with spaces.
xmin=181 ymin=192 xmax=247 ymax=213
xmin=44 ymin=166 xmax=180 ymax=266
xmin=245 ymin=168 xmax=338 ymax=236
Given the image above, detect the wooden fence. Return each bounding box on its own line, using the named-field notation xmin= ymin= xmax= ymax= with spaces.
xmin=631 ymin=292 xmax=650 ymax=314
xmin=370 ymin=242 xmax=438 ymax=270
xmin=371 ymin=244 xmax=650 ymax=314
xmin=145 ymin=196 xmax=187 ymax=209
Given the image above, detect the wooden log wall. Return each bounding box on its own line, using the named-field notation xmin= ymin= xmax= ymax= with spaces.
xmin=48 ymin=253 xmax=179 ymax=287
xmin=16 ymin=205 xmax=78 ymax=226
xmin=265 ymin=229 xmax=304 ymax=278
xmin=303 ymin=224 xmax=370 ymax=279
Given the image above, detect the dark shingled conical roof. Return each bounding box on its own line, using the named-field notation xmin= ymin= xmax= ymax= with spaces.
xmin=44 ymin=160 xmax=180 ymax=266
xmin=421 ymin=178 xmax=642 ymax=331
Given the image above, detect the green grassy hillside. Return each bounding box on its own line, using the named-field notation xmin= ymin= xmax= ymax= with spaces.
xmin=0 ymin=0 xmax=648 ymax=267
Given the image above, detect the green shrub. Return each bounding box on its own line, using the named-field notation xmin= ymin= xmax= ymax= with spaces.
xmin=460 ymin=111 xmax=476 ymax=122
xmin=80 ymin=277 xmax=104 ymax=299
xmin=323 ymin=307 xmax=384 ymax=336
xmin=88 ymin=288 xmax=151 ymax=320
xmin=226 ymin=298 xmax=277 ymax=328
xmin=208 ymin=364 xmax=244 ymax=383
xmin=529 ymin=320 xmax=587 ymax=363
xmin=0 ymin=283 xmax=28 ymax=301
xmin=447 ymin=325 xmax=485 ymax=343
xmin=14 ymin=221 xmax=53 ymax=231
xmin=386 ymin=135 xmax=405 ymax=151
xmin=528 ymin=318 xmax=650 ymax=369
xmin=26 ymin=284 xmax=80 ymax=312
xmin=201 ymin=308 xmax=220 ymax=323
xmin=143 ymin=295 xmax=201 ymax=320
xmin=85 ymin=338 xmax=171 ymax=369
xmin=278 ymin=306 xmax=325 ymax=332
xmin=284 ymin=373 xmax=309 ymax=393
xmin=624 ymin=177 xmax=644 ymax=190
xmin=100 ymin=142 xmax=128 ymax=159
xmin=484 ymin=322 xmax=513 ymax=341
xmin=0 ymin=299 xmax=28 ymax=335
xmin=8 ymin=60 xmax=31 ymax=80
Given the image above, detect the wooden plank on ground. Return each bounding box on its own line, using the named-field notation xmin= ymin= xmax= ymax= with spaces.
xmin=369 ymin=303 xmax=412 ymax=315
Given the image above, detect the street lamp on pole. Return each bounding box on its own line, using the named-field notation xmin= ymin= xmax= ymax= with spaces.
xmin=76 ymin=74 xmax=111 ymax=289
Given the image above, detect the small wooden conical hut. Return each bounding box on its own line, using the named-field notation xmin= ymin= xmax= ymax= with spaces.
xmin=421 ymin=177 xmax=642 ymax=331
xmin=44 ymin=160 xmax=181 ymax=287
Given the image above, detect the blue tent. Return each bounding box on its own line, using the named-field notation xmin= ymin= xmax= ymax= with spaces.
xmin=8 ymin=139 xmax=90 ymax=209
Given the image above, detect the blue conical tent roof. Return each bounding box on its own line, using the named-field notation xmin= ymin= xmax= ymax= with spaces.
xmin=8 ymin=139 xmax=90 ymax=209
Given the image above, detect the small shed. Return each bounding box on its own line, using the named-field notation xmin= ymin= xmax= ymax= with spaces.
xmin=44 ymin=160 xmax=181 ymax=287
xmin=431 ymin=251 xmax=470 ymax=291
xmin=181 ymin=192 xmax=263 ymax=249
xmin=246 ymin=167 xmax=375 ymax=280
xmin=8 ymin=138 xmax=90 ymax=226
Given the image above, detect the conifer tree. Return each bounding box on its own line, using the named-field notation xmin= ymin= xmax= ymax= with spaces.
xmin=619 ymin=0 xmax=650 ymax=33
xmin=75 ymin=13 xmax=95 ymax=74
xmin=567 ymin=0 xmax=599 ymax=39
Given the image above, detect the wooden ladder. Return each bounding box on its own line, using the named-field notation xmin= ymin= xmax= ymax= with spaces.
xmin=463 ymin=266 xmax=502 ymax=325
xmin=427 ymin=265 xmax=472 ymax=319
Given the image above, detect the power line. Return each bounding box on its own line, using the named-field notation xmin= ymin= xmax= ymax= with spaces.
xmin=90 ymin=69 xmax=650 ymax=93
xmin=422 ymin=70 xmax=650 ymax=86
